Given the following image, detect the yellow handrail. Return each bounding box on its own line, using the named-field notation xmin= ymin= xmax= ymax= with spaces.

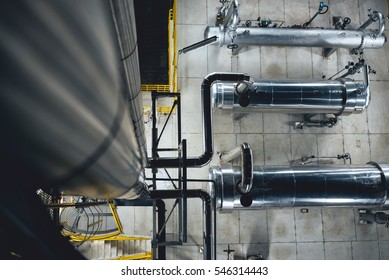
xmin=141 ymin=2 xmax=178 ymax=93
xmin=62 ymin=200 xmax=123 ymax=242
xmin=112 ymin=252 xmax=152 ymax=260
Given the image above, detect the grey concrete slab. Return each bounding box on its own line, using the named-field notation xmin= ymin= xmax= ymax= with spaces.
xmin=207 ymin=46 xmax=233 ymax=73
xmin=343 ymin=134 xmax=371 ymax=164
xmin=352 ymin=241 xmax=380 ymax=260
xmin=297 ymin=242 xmax=325 ymax=260
xmin=238 ymin=113 xmax=264 ymax=134
xmin=177 ymin=0 xmax=207 ymax=25
xmin=173 ymin=245 xmax=204 ymax=260
xmin=134 ymin=207 xmax=153 ymax=236
xmin=216 ymin=243 xmax=242 ymax=260
xmin=267 ymin=209 xmax=296 ymax=242
xmin=213 ymin=111 xmax=235 ymax=134
xmin=186 ymin=198 xmax=205 ymax=245
xmin=342 ymin=112 xmax=368 ymax=134
xmin=268 ymin=243 xmax=297 ymax=260
xmin=285 ymin=0 xmax=309 ymax=27
xmin=261 ymin=47 xmax=287 ymax=79
xmin=264 ymin=134 xmax=291 ymax=165
xmin=311 ymin=47 xmax=338 ymax=79
xmin=117 ymin=206 xmax=135 ymax=236
xmin=379 ymin=241 xmax=389 ymax=260
xmin=324 ymin=241 xmax=352 ymax=260
xmin=263 ymin=113 xmax=291 ymax=134
xmin=367 ymin=82 xmax=389 ymax=133
xmin=290 ymin=134 xmax=318 ymax=165
xmin=295 ymin=208 xmax=323 ymax=242
xmin=239 ymin=0 xmax=260 ymax=21
xmin=237 ymin=48 xmax=262 ymax=80
xmin=259 ymin=0 xmax=286 ymax=20
xmin=177 ymin=24 xmax=208 ymax=78
xmin=317 ymin=134 xmax=345 ymax=164
xmin=377 ymin=223 xmax=389 ymax=241
xmin=369 ymin=134 xmax=389 ymax=163
xmin=239 ymin=210 xmax=268 ymax=243
xmin=322 ymin=208 xmax=357 ymax=242
xmin=213 ymin=133 xmax=238 ymax=156
xmin=216 ymin=211 xmax=240 ymax=244
xmin=241 ymin=243 xmax=269 ymax=260
xmin=286 ymin=48 xmax=313 ymax=79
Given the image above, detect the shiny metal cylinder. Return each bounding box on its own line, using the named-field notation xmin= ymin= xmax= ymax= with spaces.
xmin=0 ymin=0 xmax=148 ymax=199
xmin=212 ymin=78 xmax=370 ymax=116
xmin=210 ymin=164 xmax=389 ymax=211
xmin=111 ymin=0 xmax=148 ymax=167
xmin=205 ymin=26 xmax=386 ymax=50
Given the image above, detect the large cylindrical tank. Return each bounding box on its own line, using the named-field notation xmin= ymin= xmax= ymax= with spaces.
xmin=205 ymin=26 xmax=387 ymax=50
xmin=212 ymin=78 xmax=370 ymax=116
xmin=0 ymin=0 xmax=148 ymax=199
xmin=210 ymin=164 xmax=389 ymax=212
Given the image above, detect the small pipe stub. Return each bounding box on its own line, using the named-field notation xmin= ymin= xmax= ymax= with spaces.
xmin=219 ymin=142 xmax=253 ymax=194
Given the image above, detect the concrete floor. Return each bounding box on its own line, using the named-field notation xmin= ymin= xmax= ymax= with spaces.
xmin=119 ymin=0 xmax=389 ymax=260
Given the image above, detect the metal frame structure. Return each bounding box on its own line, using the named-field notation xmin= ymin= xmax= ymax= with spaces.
xmin=148 ymin=91 xmax=187 ymax=258
xmin=146 ymin=91 xmax=216 ymax=260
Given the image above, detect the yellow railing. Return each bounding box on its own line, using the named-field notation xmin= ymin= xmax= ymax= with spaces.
xmin=141 ymin=84 xmax=171 ymax=92
xmin=62 ymin=200 xmax=123 ymax=242
xmin=112 ymin=252 xmax=152 ymax=260
xmin=141 ymin=3 xmax=178 ymax=93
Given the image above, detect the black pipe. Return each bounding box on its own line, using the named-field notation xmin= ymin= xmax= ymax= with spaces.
xmin=148 ymin=73 xmax=251 ymax=168
xmin=156 ymin=199 xmax=166 ymax=260
xmin=150 ymin=189 xmax=212 ymax=260
xmin=178 ymin=36 xmax=218 ymax=55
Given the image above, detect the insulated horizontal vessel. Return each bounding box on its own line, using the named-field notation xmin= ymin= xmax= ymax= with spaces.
xmin=211 ymin=164 xmax=389 ymax=211
xmin=205 ymin=26 xmax=386 ymax=50
xmin=212 ymin=78 xmax=370 ymax=116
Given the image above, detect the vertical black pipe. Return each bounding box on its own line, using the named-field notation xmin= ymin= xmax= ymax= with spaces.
xmin=151 ymin=91 xmax=159 ymax=162
xmin=177 ymin=94 xmax=182 ymax=146
xmin=156 ymin=199 xmax=166 ymax=260
xmin=181 ymin=140 xmax=187 ymax=243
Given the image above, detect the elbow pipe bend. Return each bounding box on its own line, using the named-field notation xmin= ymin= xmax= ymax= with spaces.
xmin=147 ymin=73 xmax=251 ymax=168
xmin=238 ymin=142 xmax=253 ymax=194
xmin=219 ymin=142 xmax=253 ymax=194
xmin=372 ymin=11 xmax=385 ymax=38
xmin=195 ymin=72 xmax=251 ymax=167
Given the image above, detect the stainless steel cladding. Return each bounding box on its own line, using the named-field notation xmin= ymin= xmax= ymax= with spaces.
xmin=212 ymin=78 xmax=370 ymax=116
xmin=0 ymin=0 xmax=148 ymax=199
xmin=210 ymin=164 xmax=389 ymax=211
xmin=205 ymin=26 xmax=386 ymax=51
xmin=111 ymin=0 xmax=148 ymax=167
